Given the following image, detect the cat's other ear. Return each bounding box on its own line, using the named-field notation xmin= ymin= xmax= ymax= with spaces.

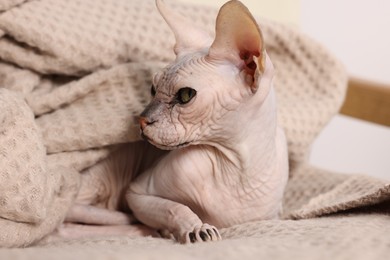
xmin=207 ymin=0 xmax=265 ymax=92
xmin=156 ymin=0 xmax=212 ymax=56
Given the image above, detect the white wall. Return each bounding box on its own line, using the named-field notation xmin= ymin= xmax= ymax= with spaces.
xmin=301 ymin=0 xmax=390 ymax=85
xmin=310 ymin=115 xmax=390 ymax=180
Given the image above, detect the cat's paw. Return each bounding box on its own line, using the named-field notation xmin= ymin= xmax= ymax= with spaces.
xmin=181 ymin=224 xmax=221 ymax=243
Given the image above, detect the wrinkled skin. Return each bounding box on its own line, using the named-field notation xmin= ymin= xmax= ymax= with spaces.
xmin=53 ymin=0 xmax=288 ymax=244
xmin=129 ymin=53 xmax=288 ymax=243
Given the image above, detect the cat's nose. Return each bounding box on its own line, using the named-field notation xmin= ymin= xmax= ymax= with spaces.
xmin=139 ymin=117 xmax=154 ymax=130
xmin=139 ymin=117 xmax=148 ymax=130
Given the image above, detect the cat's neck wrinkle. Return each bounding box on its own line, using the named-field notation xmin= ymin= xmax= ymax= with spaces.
xmin=209 ymin=88 xmax=278 ymax=185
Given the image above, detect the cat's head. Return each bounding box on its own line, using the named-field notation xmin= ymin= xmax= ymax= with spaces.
xmin=139 ymin=0 xmax=274 ymax=150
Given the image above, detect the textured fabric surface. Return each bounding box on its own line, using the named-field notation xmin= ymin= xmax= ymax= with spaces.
xmin=0 ymin=0 xmax=27 ymax=11
xmin=0 ymin=89 xmax=80 ymax=247
xmin=0 ymin=213 xmax=389 ymax=259
xmin=0 ymin=0 xmax=389 ymax=257
xmin=0 ymin=88 xmax=47 ymax=223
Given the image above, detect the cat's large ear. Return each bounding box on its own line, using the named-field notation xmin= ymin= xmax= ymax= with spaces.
xmin=156 ymin=0 xmax=212 ymax=56
xmin=207 ymin=0 xmax=265 ymax=92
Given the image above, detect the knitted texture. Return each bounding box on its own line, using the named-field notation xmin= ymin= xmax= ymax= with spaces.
xmin=0 ymin=88 xmax=80 ymax=247
xmin=0 ymin=88 xmax=47 ymax=223
xmin=0 ymin=0 xmax=27 ymax=11
xmin=0 ymin=0 xmax=389 ymax=254
xmin=5 ymin=213 xmax=388 ymax=260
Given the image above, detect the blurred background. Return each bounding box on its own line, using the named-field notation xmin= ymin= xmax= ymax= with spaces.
xmin=187 ymin=0 xmax=390 ymax=180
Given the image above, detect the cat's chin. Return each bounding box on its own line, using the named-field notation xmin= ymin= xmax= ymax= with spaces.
xmin=151 ymin=141 xmax=192 ymax=151
xmin=141 ymin=133 xmax=191 ymax=150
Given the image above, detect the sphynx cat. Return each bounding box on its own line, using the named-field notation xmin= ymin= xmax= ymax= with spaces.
xmin=54 ymin=0 xmax=288 ymax=244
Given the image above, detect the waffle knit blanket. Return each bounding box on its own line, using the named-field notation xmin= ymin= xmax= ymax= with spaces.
xmin=0 ymin=0 xmax=389 ymax=258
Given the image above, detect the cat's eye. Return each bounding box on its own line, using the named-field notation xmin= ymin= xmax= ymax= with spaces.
xmin=177 ymin=87 xmax=196 ymax=104
xmin=151 ymin=85 xmax=156 ymax=96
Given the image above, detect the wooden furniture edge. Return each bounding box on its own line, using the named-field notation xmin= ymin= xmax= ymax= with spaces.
xmin=340 ymin=78 xmax=390 ymax=127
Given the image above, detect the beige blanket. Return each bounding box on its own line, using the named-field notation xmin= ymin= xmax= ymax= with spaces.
xmin=0 ymin=0 xmax=389 ymax=258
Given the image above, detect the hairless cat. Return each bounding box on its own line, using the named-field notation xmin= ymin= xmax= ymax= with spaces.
xmin=54 ymin=0 xmax=288 ymax=244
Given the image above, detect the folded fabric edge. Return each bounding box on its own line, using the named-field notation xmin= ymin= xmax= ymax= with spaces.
xmin=288 ymin=183 xmax=390 ymax=219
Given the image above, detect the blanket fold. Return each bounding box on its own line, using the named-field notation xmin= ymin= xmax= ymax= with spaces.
xmin=0 ymin=88 xmax=48 ymax=224
xmin=0 ymin=0 xmax=389 ymax=253
xmin=284 ymin=165 xmax=390 ymax=219
xmin=0 ymin=88 xmax=80 ymax=247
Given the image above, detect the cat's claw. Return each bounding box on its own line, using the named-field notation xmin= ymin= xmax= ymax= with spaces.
xmin=184 ymin=224 xmax=221 ymax=243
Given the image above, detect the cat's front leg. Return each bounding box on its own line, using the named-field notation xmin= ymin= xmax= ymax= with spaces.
xmin=126 ymin=191 xmax=221 ymax=243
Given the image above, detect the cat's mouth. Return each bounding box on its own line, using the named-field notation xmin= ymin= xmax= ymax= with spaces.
xmin=141 ymin=133 xmax=191 ymax=150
